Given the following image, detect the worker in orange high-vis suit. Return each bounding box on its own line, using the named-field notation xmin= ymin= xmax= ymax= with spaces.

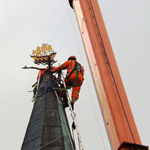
xmin=51 ymin=56 xmax=84 ymax=109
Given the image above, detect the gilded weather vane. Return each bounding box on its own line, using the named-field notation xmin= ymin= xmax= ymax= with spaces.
xmin=30 ymin=43 xmax=57 ymax=65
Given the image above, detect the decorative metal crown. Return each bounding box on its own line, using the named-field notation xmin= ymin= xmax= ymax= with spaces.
xmin=30 ymin=43 xmax=57 ymax=65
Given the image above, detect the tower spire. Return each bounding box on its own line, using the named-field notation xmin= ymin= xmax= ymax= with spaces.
xmin=21 ymin=44 xmax=75 ymax=150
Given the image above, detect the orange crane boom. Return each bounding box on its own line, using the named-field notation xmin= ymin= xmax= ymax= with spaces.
xmin=69 ymin=0 xmax=148 ymax=149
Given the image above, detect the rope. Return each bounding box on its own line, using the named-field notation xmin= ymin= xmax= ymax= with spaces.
xmin=84 ymin=76 xmax=108 ymax=149
xmin=77 ymin=136 xmax=81 ymax=150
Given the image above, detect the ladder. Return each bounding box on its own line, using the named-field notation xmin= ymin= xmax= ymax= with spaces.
xmin=57 ymin=72 xmax=84 ymax=150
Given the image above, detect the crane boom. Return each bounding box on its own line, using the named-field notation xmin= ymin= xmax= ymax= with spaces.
xmin=68 ymin=0 xmax=148 ymax=149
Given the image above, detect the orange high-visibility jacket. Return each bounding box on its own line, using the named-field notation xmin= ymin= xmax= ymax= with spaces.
xmin=52 ymin=60 xmax=84 ymax=84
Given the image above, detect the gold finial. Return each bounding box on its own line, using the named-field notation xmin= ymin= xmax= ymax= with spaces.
xmin=30 ymin=44 xmax=56 ymax=65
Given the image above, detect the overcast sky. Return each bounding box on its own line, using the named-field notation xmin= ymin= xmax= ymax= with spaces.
xmin=0 ymin=0 xmax=150 ymax=150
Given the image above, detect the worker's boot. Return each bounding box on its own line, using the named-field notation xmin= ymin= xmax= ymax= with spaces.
xmin=71 ymin=102 xmax=74 ymax=110
xmin=71 ymin=97 xmax=77 ymax=110
xmin=64 ymin=102 xmax=69 ymax=108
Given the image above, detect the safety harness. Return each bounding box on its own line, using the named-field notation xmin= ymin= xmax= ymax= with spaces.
xmin=59 ymin=61 xmax=83 ymax=90
xmin=66 ymin=62 xmax=83 ymax=79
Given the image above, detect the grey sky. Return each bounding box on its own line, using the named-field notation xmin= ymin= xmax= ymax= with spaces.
xmin=0 ymin=0 xmax=150 ymax=149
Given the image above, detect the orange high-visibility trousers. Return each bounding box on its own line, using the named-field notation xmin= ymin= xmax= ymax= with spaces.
xmin=65 ymin=72 xmax=83 ymax=100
